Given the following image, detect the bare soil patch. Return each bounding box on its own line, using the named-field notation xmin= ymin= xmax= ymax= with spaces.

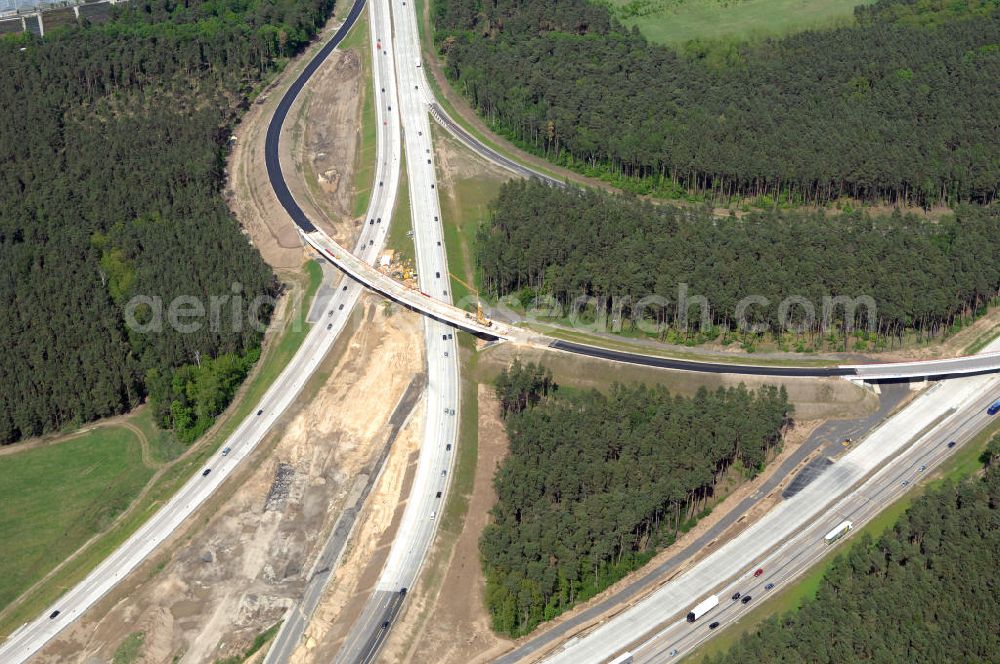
xmin=34 ymin=299 xmax=425 ymax=664
xmin=868 ymin=306 xmax=1000 ymax=361
xmin=289 ymin=389 xmax=425 ymax=662
xmin=282 ymin=45 xmax=365 ymax=245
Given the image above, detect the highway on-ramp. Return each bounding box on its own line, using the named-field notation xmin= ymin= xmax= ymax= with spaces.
xmin=427 ymin=101 xmax=565 ymax=188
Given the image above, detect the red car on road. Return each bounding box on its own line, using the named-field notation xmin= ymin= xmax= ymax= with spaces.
xmin=753 ymin=568 xmax=764 ymax=577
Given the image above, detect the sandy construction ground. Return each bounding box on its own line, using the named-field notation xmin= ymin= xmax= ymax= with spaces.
xmin=33 ymin=298 xmax=424 ymax=664
xmin=286 ymin=379 xmax=425 ymax=663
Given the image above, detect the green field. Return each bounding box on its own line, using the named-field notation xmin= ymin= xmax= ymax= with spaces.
xmin=441 ymin=334 xmax=480 ymax=533
xmin=603 ymin=0 xmax=873 ymax=45
xmin=385 ymin=150 xmax=415 ymax=264
xmin=0 ymin=427 xmax=154 ymax=610
xmin=430 ymin=127 xmax=510 ymax=309
xmin=0 ymin=261 xmax=323 ymax=636
xmin=112 ymin=631 xmax=146 ymax=664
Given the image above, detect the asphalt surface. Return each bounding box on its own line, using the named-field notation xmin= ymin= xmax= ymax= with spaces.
xmin=535 ymin=339 xmax=1000 ymax=664
xmin=334 ymin=0 xmax=462 ymax=660
xmin=492 ymin=381 xmax=909 ymax=664
xmin=548 ymin=339 xmax=855 ymax=377
xmin=632 ymin=382 xmax=1000 ymax=663
xmin=263 ymin=0 xmax=368 ymax=234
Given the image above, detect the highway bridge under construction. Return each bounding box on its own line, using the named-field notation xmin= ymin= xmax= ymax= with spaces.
xmin=298 ymin=225 xmax=1000 ymax=381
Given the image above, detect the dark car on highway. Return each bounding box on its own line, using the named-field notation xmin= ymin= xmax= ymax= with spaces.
xmin=741 ymin=595 xmax=752 ymax=604
xmin=709 ymin=621 xmax=720 ymax=629
xmin=202 ymin=468 xmax=211 ymax=477
xmin=731 ymin=592 xmax=741 ymax=601
xmin=49 ymin=610 xmax=60 ymax=619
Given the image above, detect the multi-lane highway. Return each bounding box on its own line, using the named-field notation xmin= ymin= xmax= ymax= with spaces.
xmin=491 ymin=381 xmax=912 ymax=664
xmin=533 ymin=339 xmax=1000 ymax=664
xmin=0 ymin=3 xmax=393 ymax=662
xmin=633 ymin=385 xmax=1000 ymax=662
xmin=262 ymin=1 xmax=402 ymax=662
xmin=333 ymin=0 xmax=462 ymax=660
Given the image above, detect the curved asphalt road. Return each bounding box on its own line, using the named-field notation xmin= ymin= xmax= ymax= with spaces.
xmin=264 ymin=0 xmax=368 ymax=234
xmin=427 ymin=102 xmax=566 ymax=188
xmin=263 ymin=0 xmax=462 ymax=660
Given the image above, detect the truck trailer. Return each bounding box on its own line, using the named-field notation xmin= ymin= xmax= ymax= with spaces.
xmin=686 ymin=595 xmax=719 ymax=622
xmin=824 ymin=519 xmax=853 ymax=543
xmin=607 ymin=653 xmax=633 ymax=664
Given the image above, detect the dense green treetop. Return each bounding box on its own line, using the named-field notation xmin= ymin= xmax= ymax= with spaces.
xmin=0 ymin=0 xmax=334 ymax=444
xmin=482 ymin=363 xmax=791 ymax=635
xmin=434 ymin=0 xmax=1000 ymax=206
xmin=476 ymin=181 xmax=1000 ymax=347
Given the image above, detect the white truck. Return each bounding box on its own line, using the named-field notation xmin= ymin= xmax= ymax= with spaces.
xmin=824 ymin=519 xmax=853 ymax=543
xmin=607 ymin=653 xmax=633 ymax=664
xmin=686 ymin=595 xmax=719 ymax=622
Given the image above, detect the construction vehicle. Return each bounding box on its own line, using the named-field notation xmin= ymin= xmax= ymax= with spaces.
xmin=464 ymin=301 xmax=493 ymax=328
